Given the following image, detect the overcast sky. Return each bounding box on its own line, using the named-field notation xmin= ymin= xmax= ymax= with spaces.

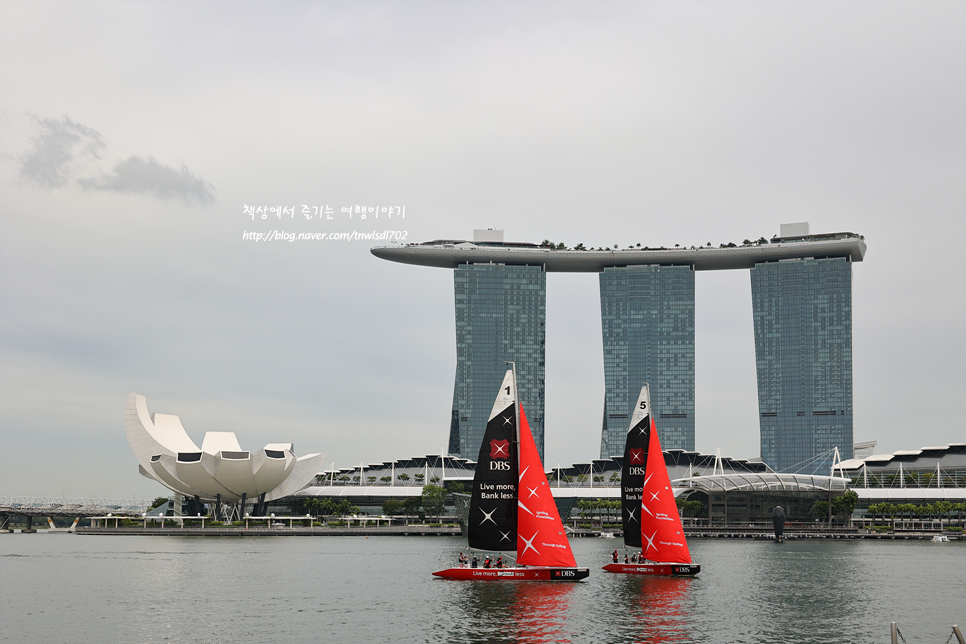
xmin=1 ymin=0 xmax=963 ymax=499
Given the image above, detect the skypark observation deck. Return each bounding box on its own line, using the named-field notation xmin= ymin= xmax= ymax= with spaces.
xmin=370 ymin=233 xmax=867 ymax=272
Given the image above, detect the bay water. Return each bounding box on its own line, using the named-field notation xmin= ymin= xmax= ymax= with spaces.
xmin=1 ymin=534 xmax=962 ymax=643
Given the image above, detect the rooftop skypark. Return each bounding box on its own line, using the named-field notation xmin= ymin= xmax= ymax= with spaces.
xmin=370 ymin=229 xmax=866 ymax=273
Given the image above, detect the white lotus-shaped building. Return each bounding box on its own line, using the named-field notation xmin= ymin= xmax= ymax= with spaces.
xmin=125 ymin=392 xmax=325 ymax=503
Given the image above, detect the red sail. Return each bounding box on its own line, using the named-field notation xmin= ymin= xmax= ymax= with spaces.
xmin=640 ymin=416 xmax=693 ymax=564
xmin=516 ymin=404 xmax=577 ymax=568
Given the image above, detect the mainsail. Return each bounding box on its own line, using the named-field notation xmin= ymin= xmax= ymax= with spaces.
xmin=640 ymin=400 xmax=692 ymax=564
xmin=516 ymin=404 xmax=577 ymax=568
xmin=620 ymin=386 xmax=651 ymax=549
xmin=468 ymin=370 xmax=518 ymax=551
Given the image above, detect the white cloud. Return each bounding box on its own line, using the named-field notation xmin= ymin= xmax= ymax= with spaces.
xmin=80 ymin=155 xmax=215 ymax=205
xmin=18 ymin=115 xmax=104 ymax=188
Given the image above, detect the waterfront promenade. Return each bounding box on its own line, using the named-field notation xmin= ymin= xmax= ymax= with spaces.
xmin=78 ymin=524 xmax=461 ymax=536
xmin=69 ymin=524 xmax=961 ymax=540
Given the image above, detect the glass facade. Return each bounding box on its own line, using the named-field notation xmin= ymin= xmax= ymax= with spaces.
xmin=751 ymin=257 xmax=854 ymax=473
xmin=599 ymin=266 xmax=695 ymax=458
xmin=449 ymin=264 xmax=546 ymax=461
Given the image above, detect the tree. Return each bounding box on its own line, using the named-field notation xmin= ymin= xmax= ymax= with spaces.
xmin=812 ymin=500 xmax=830 ymax=525
xmin=380 ymin=476 xmax=392 ymax=484
xmin=574 ymin=242 xmax=586 ymax=251
xmin=832 ymin=491 xmax=859 ymax=526
xmin=382 ymin=499 xmax=404 ymax=516
xmin=421 ymin=484 xmax=447 ymax=520
xmin=149 ymin=497 xmax=169 ymax=511
xmin=403 ymin=496 xmax=422 ymax=518
xmin=397 ymin=473 xmax=410 ymax=484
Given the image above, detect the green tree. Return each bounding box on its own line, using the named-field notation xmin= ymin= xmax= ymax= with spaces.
xmin=812 ymin=500 xmax=830 ymax=525
xmin=380 ymin=476 xmax=392 ymax=484
xmin=148 ymin=497 xmax=169 ymax=511
xmin=397 ymin=473 xmax=410 ymax=484
xmin=832 ymin=491 xmax=859 ymax=526
xmin=420 ymin=484 xmax=447 ymax=520
xmin=403 ymin=496 xmax=422 ymax=519
xmin=382 ymin=499 xmax=404 ymax=516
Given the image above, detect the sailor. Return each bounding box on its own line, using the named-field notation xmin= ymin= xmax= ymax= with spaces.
xmin=496 ymin=556 xmax=503 ymax=568
xmin=483 ymin=556 xmax=491 ymax=568
xmin=624 ymin=554 xmax=629 ymax=563
xmin=612 ymin=550 xmax=619 ymax=563
xmin=471 ymin=555 xmax=478 ymax=568
xmin=458 ymin=552 xmax=466 ymax=566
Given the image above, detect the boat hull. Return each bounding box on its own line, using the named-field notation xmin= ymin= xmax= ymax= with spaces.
xmin=602 ymin=562 xmax=700 ymax=576
xmin=433 ymin=566 xmax=590 ymax=581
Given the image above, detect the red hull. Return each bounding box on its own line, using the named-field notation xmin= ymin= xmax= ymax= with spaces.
xmin=433 ymin=566 xmax=590 ymax=581
xmin=602 ymin=562 xmax=700 ymax=576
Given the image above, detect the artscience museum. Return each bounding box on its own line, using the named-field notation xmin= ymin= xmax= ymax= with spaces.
xmin=124 ymin=393 xmax=325 ymax=519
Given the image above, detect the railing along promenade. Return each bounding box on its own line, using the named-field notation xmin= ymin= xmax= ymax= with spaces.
xmin=1 ymin=497 xmax=150 ymax=532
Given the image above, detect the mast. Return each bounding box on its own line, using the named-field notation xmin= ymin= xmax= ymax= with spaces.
xmin=507 ymin=361 xmax=520 ymax=475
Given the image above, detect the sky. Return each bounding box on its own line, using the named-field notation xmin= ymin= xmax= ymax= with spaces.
xmin=1 ymin=0 xmax=963 ymax=500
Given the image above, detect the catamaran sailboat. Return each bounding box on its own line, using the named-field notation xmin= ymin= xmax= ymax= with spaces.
xmin=433 ymin=366 xmax=589 ymax=581
xmin=603 ymin=384 xmax=700 ymax=576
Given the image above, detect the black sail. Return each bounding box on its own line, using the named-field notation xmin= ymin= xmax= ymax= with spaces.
xmin=468 ymin=372 xmax=518 ymax=552
xmin=621 ymin=385 xmax=652 ymax=549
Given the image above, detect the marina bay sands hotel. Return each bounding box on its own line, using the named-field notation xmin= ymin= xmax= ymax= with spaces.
xmin=371 ymin=223 xmax=866 ymax=474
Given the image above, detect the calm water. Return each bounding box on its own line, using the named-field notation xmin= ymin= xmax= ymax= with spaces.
xmin=1 ymin=534 xmax=962 ymax=643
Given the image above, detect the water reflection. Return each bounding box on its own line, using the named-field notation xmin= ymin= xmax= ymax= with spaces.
xmin=442 ymin=580 xmax=577 ymax=644
xmin=612 ymin=574 xmax=696 ymax=643
xmin=509 ymin=582 xmax=576 ymax=643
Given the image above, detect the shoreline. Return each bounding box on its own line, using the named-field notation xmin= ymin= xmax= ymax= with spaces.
xmin=24 ymin=526 xmax=958 ymax=539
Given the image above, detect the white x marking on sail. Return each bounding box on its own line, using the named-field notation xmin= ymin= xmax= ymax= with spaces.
xmin=520 ymin=531 xmax=540 ymax=556
xmin=626 ymin=506 xmax=638 ymax=522
xmin=527 ymin=486 xmax=539 ymax=498
xmin=500 ymin=530 xmax=512 ymax=542
xmin=644 ymin=530 xmax=657 ymax=552
xmin=480 ymin=507 xmax=497 ymax=526
xmin=650 ymin=490 xmax=660 ymax=502
xmin=492 ymin=442 xmax=508 ymax=457
xmin=503 ymin=415 xmax=513 ymax=425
